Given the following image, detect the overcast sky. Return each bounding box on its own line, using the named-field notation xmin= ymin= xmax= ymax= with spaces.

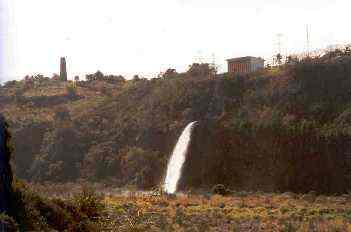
xmin=1 ymin=0 xmax=350 ymax=81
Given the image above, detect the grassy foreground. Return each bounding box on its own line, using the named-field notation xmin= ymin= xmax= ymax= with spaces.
xmin=18 ymin=183 xmax=351 ymax=231
xmin=95 ymin=191 xmax=351 ymax=231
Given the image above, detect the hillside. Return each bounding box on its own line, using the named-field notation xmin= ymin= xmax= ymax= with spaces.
xmin=2 ymin=53 xmax=351 ymax=194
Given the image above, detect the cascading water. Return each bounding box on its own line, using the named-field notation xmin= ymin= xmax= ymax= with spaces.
xmin=164 ymin=121 xmax=197 ymax=194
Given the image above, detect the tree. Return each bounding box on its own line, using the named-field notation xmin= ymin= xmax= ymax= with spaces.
xmin=94 ymin=71 xmax=104 ymax=80
xmin=275 ymin=53 xmax=283 ymax=66
xmin=86 ymin=70 xmax=104 ymax=82
xmin=187 ymin=63 xmax=215 ymax=77
xmin=52 ymin=73 xmax=60 ymax=81
xmin=24 ymin=75 xmax=34 ymax=89
xmin=29 ymin=125 xmax=83 ymax=181
xmin=286 ymin=55 xmax=299 ymax=65
xmin=133 ymin=75 xmax=140 ymax=81
xmin=65 ymin=82 xmax=77 ymax=99
xmin=161 ymin=68 xmax=178 ymax=79
xmin=33 ymin=74 xmax=50 ymax=85
xmin=119 ymin=147 xmax=165 ymax=188
xmin=105 ymin=75 xmax=125 ymax=84
xmin=54 ymin=106 xmax=71 ymax=122
xmin=81 ymin=142 xmax=119 ymax=180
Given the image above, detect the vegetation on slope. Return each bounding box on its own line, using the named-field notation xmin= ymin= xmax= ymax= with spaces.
xmin=0 ymin=114 xmax=105 ymax=231
xmin=1 ymin=51 xmax=351 ymax=194
xmin=7 ymin=181 xmax=104 ymax=231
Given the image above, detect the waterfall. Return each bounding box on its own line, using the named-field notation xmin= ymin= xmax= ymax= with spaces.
xmin=163 ymin=121 xmax=197 ymax=194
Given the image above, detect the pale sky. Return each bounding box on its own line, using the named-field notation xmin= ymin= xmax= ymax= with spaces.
xmin=1 ymin=0 xmax=350 ymax=82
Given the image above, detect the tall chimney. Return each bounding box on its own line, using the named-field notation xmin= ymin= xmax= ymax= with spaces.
xmin=60 ymin=57 xmax=67 ymax=81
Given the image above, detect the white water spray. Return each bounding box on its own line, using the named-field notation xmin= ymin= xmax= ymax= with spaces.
xmin=164 ymin=121 xmax=197 ymax=194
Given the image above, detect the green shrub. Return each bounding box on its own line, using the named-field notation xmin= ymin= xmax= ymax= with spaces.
xmin=212 ymin=184 xmax=227 ymax=195
xmin=73 ymin=185 xmax=104 ymax=219
xmin=0 ymin=214 xmax=18 ymax=232
xmin=119 ymin=147 xmax=166 ymax=188
xmin=66 ymin=82 xmax=77 ymax=98
xmin=10 ymin=180 xmax=101 ymax=231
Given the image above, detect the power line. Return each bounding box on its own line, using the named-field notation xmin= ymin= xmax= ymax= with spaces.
xmin=197 ymin=50 xmax=203 ymax=63
xmin=306 ymin=24 xmax=310 ymax=57
xmin=274 ymin=33 xmax=284 ymax=66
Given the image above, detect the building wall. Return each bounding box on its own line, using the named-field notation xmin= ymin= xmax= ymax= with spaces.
xmin=250 ymin=58 xmax=264 ymax=72
xmin=228 ymin=57 xmax=264 ymax=74
xmin=228 ymin=62 xmax=252 ymax=73
xmin=228 ymin=61 xmax=250 ymax=74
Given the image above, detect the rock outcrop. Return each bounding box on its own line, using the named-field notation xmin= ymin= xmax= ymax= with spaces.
xmin=0 ymin=114 xmax=13 ymax=214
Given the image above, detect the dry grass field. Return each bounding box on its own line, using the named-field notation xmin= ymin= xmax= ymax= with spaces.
xmin=100 ymin=192 xmax=351 ymax=231
xmin=29 ymin=183 xmax=351 ymax=231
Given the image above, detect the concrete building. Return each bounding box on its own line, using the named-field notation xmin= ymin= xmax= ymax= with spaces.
xmin=227 ymin=56 xmax=264 ymax=74
xmin=60 ymin=57 xmax=67 ymax=81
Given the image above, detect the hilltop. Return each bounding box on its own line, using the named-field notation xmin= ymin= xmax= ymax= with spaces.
xmin=1 ymin=52 xmax=351 ymax=194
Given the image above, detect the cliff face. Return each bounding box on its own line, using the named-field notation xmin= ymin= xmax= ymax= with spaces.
xmin=180 ymin=119 xmax=350 ymax=194
xmin=0 ymin=115 xmax=13 ymax=214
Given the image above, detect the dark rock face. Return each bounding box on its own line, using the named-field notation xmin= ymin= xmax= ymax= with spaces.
xmin=0 ymin=114 xmax=13 ymax=214
xmin=177 ymin=120 xmax=219 ymax=190
xmin=12 ymin=122 xmax=49 ymax=179
xmin=178 ymin=120 xmax=350 ymax=194
xmin=179 ymin=120 xmax=245 ymax=191
xmin=181 ymin=120 xmax=279 ymax=191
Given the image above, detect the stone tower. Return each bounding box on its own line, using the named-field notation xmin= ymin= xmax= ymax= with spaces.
xmin=60 ymin=57 xmax=67 ymax=81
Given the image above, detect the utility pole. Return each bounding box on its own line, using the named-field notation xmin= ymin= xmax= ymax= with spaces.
xmin=211 ymin=53 xmax=218 ymax=73
xmin=197 ymin=50 xmax=203 ymax=64
xmin=276 ymin=33 xmax=283 ymax=55
xmin=275 ymin=33 xmax=284 ymax=66
xmin=209 ymin=53 xmax=218 ymax=78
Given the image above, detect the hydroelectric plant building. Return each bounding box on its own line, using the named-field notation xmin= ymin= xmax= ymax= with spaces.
xmin=227 ymin=56 xmax=264 ymax=74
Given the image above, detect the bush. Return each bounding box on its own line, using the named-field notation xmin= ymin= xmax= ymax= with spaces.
xmin=54 ymin=106 xmax=71 ymax=122
xmin=119 ymin=147 xmax=166 ymax=188
xmin=212 ymin=184 xmax=227 ymax=195
xmin=73 ymin=185 xmax=104 ymax=219
xmin=66 ymin=82 xmax=77 ymax=98
xmin=29 ymin=124 xmax=83 ymax=182
xmin=10 ymin=180 xmax=102 ymax=231
xmin=81 ymin=142 xmax=119 ymax=181
xmin=0 ymin=214 xmax=18 ymax=232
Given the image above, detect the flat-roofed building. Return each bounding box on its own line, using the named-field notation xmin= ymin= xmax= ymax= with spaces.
xmin=227 ymin=56 xmax=264 ymax=74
